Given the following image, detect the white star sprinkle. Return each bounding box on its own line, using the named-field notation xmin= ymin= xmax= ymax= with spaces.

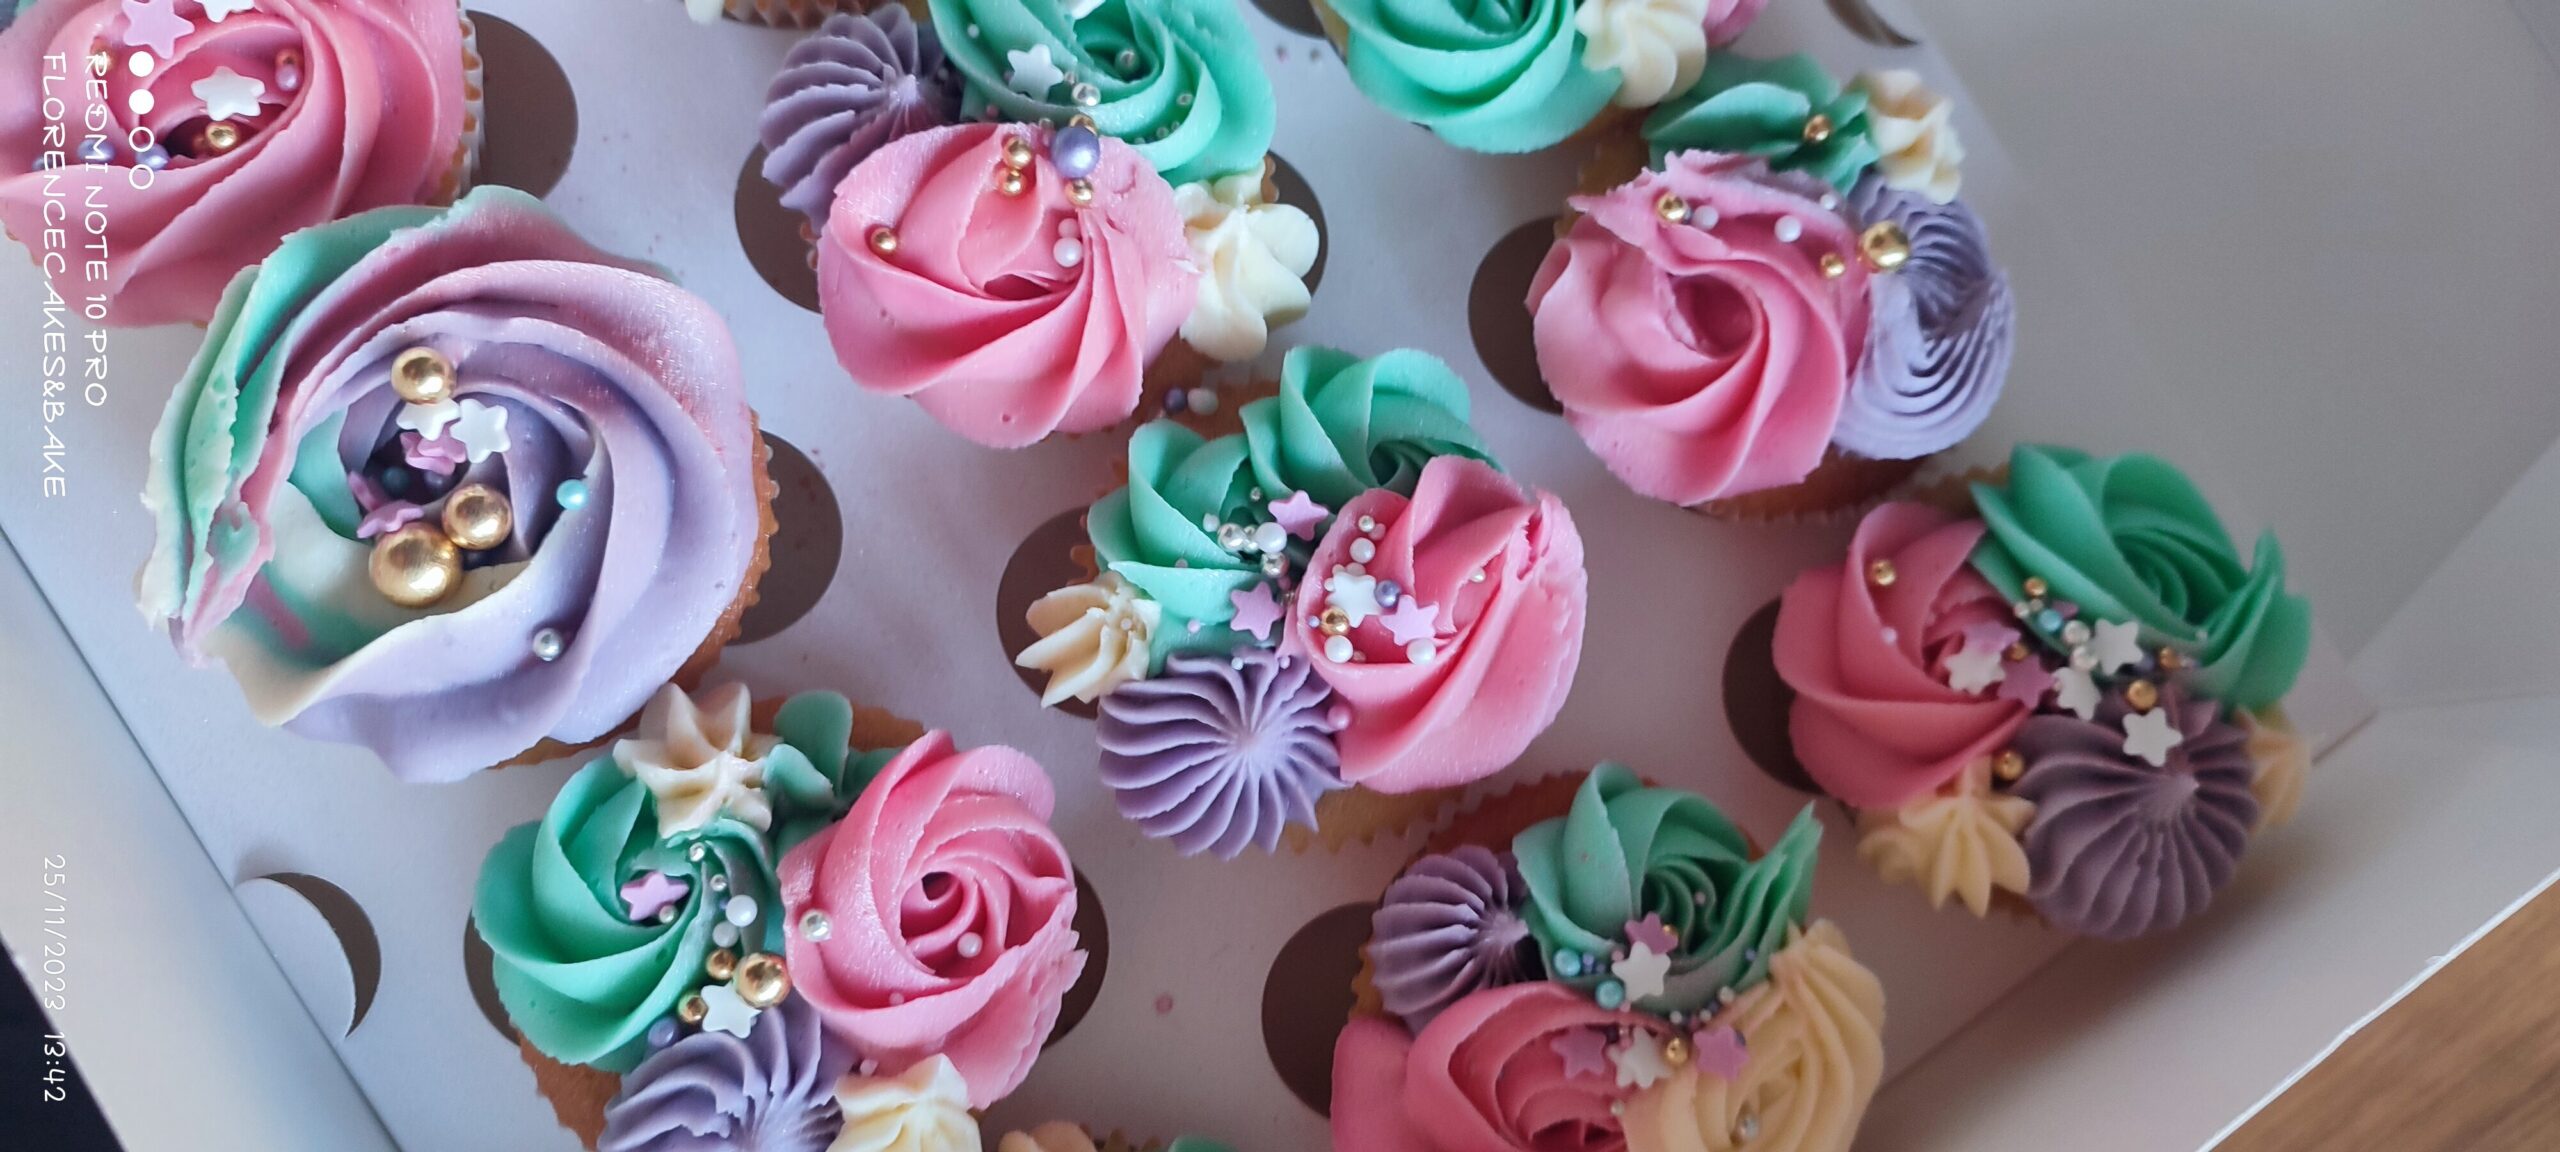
xmin=1944 ymin=643 xmax=2007 ymax=695
xmin=2090 ymin=619 xmax=2145 ymax=675
xmin=698 ymin=983 xmax=760 ymax=1038
xmin=1005 ymin=44 xmax=1065 ymax=98
xmin=192 ymin=65 xmax=266 ymax=121
xmin=393 ymin=397 xmax=459 ymax=438
xmin=1612 ymin=1035 xmax=1671 ymax=1090
xmin=447 ymin=398 xmax=510 ymax=463
xmin=2053 ymin=666 xmax=2101 ymax=720
xmin=1324 ymin=566 xmax=1382 ymax=626
xmin=1611 ymin=941 xmax=1671 ymax=1004
xmin=2122 ymin=706 xmax=2185 ymax=767
xmin=197 ymin=0 xmax=258 ymax=21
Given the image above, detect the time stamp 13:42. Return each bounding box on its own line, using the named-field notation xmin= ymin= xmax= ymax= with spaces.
xmin=39 ymin=853 xmax=69 ymax=1103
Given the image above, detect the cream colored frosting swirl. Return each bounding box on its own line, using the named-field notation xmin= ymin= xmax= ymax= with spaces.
xmin=1849 ymin=70 xmax=1964 ymax=204
xmin=995 ymin=1125 xmax=1097 ymax=1152
xmin=831 ymin=1056 xmax=981 ymax=1152
xmin=1623 ymin=921 xmax=1883 ymax=1152
xmin=612 ymin=683 xmax=780 ymax=835
xmin=1174 ymin=172 xmax=1320 ymax=362
xmin=1017 ymin=575 xmax=1160 ymax=705
xmin=1854 ymin=755 xmax=2033 ymax=917
xmin=1577 ymin=0 xmax=1710 ymax=108
xmin=2241 ymin=707 xmax=2309 ymax=830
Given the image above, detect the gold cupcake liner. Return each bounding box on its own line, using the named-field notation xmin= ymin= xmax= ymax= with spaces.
xmin=696 ymin=0 xmax=853 ymax=28
xmin=439 ymin=13 xmax=485 ymax=204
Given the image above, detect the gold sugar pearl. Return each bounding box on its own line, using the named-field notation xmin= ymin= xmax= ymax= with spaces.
xmin=2006 ymin=642 xmax=2031 ymax=662
xmin=1820 ymin=252 xmax=1848 ymax=279
xmin=368 ymin=524 xmax=460 ymax=609
xmin=1866 ymin=559 xmax=1897 ymax=588
xmin=440 ymin=483 xmax=513 ymax=552
xmin=1065 ymin=179 xmax=1095 ymax=207
xmin=2125 ymin=680 xmax=2160 ymax=712
xmin=391 ymin=345 xmax=455 ymax=405
xmin=996 ymin=167 xmax=1027 ymax=197
xmin=1993 ymin=749 xmax=2027 ymax=782
xmin=1860 ymin=220 xmax=1913 ymax=273
xmin=2021 ymin=576 xmax=2050 ymax=599
xmin=1801 ymin=112 xmax=1834 ymax=145
xmin=1002 ymin=136 xmax=1036 ymax=170
xmin=1319 ymin=606 xmax=1351 ymax=636
xmin=678 ymin=994 xmax=709 ymax=1026
xmin=1068 ymin=113 xmax=1097 ymax=132
xmin=1654 ymin=192 xmax=1691 ymax=225
xmin=735 ymin=953 xmax=792 ymax=1009
xmin=1662 ymin=1035 xmax=1692 ymax=1067
xmin=705 ymin=948 xmax=738 ymax=982
xmin=201 ymin=121 xmax=243 ymax=155
xmin=2157 ymin=647 xmax=2186 ymax=670
xmin=868 ymin=226 xmax=900 ymax=256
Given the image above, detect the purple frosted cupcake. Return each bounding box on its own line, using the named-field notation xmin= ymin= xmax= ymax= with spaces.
xmin=1094 ymin=647 xmax=1349 ymax=860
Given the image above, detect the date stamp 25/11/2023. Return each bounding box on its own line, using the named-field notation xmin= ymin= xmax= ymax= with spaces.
xmin=37 ymin=852 xmax=70 ymax=1104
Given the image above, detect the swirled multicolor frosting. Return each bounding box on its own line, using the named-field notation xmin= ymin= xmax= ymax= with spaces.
xmin=1095 ymin=646 xmax=1346 ymax=858
xmin=599 ymin=994 xmax=853 ymax=1152
xmin=0 ymin=0 xmax=472 ymax=325
xmin=928 ymin=0 xmax=1272 ymax=184
xmin=1642 ymin=54 xmax=1878 ymax=191
xmin=1831 ymin=175 xmax=2012 ymax=459
xmin=136 ymin=188 xmax=764 ymax=781
xmin=760 ymin=7 xmax=960 ymax=228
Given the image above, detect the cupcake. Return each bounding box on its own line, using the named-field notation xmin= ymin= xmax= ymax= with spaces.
xmin=1313 ymin=0 xmax=1770 ymax=153
xmin=1012 ymin=344 xmax=1589 ymax=856
xmin=476 ymin=682 xmax=1087 ymax=1147
xmin=135 ymin=188 xmax=772 ymax=781
xmin=1336 ymin=764 xmax=1885 ymax=1152
xmin=0 ymin=0 xmax=481 ymax=326
xmin=997 ymin=1123 xmax=1234 ymax=1152
xmin=1529 ymin=59 xmax=2013 ymax=517
xmin=759 ymin=1 xmax=1319 ymax=448
xmin=1764 ymin=443 xmax=2315 ymax=937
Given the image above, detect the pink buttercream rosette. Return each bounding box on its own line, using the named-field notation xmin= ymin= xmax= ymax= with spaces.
xmin=1771 ymin=502 xmax=2028 ymax=809
xmin=1528 ymin=152 xmax=1873 ymax=507
xmin=0 ymin=0 xmax=470 ymax=326
xmin=1334 ymin=982 xmax=1669 ymax=1151
xmin=777 ymin=730 xmax=1086 ymax=1108
xmin=817 ymin=121 xmax=1197 ymax=448
xmin=1289 ymin=456 xmax=1588 ymax=795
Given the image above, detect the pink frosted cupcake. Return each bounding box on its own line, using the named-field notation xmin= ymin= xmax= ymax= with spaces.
xmin=0 ymin=0 xmax=480 ymax=326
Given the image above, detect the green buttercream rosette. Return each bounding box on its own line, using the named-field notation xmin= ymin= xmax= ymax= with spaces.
xmin=1089 ymin=422 xmax=1265 ymax=663
xmin=761 ymin=690 xmax=902 ymax=857
xmin=1513 ymin=764 xmax=1818 ymax=1014
xmin=929 ymin=0 xmax=1274 ymax=184
xmin=1327 ymin=0 xmax=1616 ymax=153
xmin=1239 ymin=345 xmax=1493 ymax=509
xmin=473 ymin=760 xmax=782 ymax=1073
xmin=1969 ymin=445 xmax=2313 ymax=712
xmin=1643 ymin=53 xmax=1879 ymax=190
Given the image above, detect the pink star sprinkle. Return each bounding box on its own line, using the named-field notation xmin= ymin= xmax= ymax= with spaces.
xmin=1268 ymin=490 xmax=1328 ymax=539
xmin=1377 ymin=596 xmax=1438 ymax=646
xmin=1691 ymin=1025 xmax=1749 ymax=1081
xmin=1228 ymin=581 xmax=1283 ymax=641
xmin=1961 ymin=621 xmax=2021 ymax=653
xmin=119 ymin=0 xmax=193 ymax=58
xmin=345 ymin=471 xmax=387 ymax=513
xmin=1623 ymin=914 xmax=1676 ymax=954
xmin=1996 ymin=657 xmax=2054 ymax=707
xmin=619 ymin=871 xmax=690 ymax=922
xmin=1552 ymin=1027 xmax=1610 ymax=1081
xmin=401 ymin=430 xmax=467 ymax=475
xmin=356 ymin=500 xmax=424 ymax=540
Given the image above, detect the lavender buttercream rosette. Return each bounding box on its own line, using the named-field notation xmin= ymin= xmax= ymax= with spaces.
xmin=599 ymin=995 xmax=855 ymax=1152
xmin=1369 ymin=845 xmax=1540 ymax=1032
xmin=759 ymin=7 xmax=960 ymax=228
xmin=2008 ymin=685 xmax=2259 ymax=940
xmin=137 ymin=186 xmax=766 ymax=781
xmin=1094 ymin=647 xmax=1348 ymax=858
xmin=1830 ymin=174 xmax=2015 ymax=459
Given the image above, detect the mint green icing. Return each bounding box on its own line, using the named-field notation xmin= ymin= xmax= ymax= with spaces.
xmin=1513 ymin=765 xmax=1818 ymax=1012
xmin=473 ymin=758 xmax=782 ymax=1073
xmin=1088 ymin=422 xmax=1264 ymax=664
xmin=1970 ymin=444 xmax=2312 ymax=712
xmin=287 ymin=412 xmax=361 ymax=538
xmin=764 ymin=690 xmax=899 ymax=856
xmin=1240 ymin=345 xmax=1492 ymax=510
xmin=1642 ymin=53 xmax=1879 ymax=190
xmin=1327 ymin=0 xmax=1615 ymax=153
xmin=1166 ymin=1140 xmax=1237 ymax=1152
xmin=927 ymin=0 xmax=1273 ymax=184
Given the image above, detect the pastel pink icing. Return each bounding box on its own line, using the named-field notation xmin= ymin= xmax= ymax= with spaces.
xmin=816 ymin=121 xmax=1196 ymax=448
xmin=1289 ymin=456 xmax=1587 ymax=794
xmin=1705 ymin=0 xmax=1770 ymax=46
xmin=777 ymin=731 xmax=1085 ymax=1108
xmin=1772 ymin=502 xmax=2027 ymax=809
xmin=1527 ymin=152 xmax=1871 ymax=505
xmin=0 ymin=0 xmax=467 ymax=326
xmin=1332 ymin=983 xmax=1662 ymax=1152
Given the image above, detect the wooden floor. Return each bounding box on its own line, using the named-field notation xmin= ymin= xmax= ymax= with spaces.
xmin=2220 ymin=884 xmax=2560 ymax=1151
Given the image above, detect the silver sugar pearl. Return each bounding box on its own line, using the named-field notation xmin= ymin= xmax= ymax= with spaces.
xmin=799 ymin=910 xmax=833 ymax=941
xmin=530 ymin=627 xmax=565 ymax=662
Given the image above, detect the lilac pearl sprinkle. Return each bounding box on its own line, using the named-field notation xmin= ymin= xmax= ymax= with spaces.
xmin=1052 ymin=124 xmax=1101 ymax=180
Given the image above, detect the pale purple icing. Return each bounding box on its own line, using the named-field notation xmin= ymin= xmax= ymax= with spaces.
xmin=1094 ymin=647 xmax=1347 ymax=858
xmin=599 ymin=995 xmax=855 ymax=1152
xmin=760 ymin=8 xmax=959 ymax=228
xmin=1370 ymin=845 xmax=1540 ymax=1032
xmin=1831 ymin=174 xmax=2014 ymax=460
xmin=2009 ymin=686 xmax=2258 ymax=940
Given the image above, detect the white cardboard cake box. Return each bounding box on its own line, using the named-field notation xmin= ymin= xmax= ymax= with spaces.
xmin=1 ymin=0 xmax=2553 ymax=1148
